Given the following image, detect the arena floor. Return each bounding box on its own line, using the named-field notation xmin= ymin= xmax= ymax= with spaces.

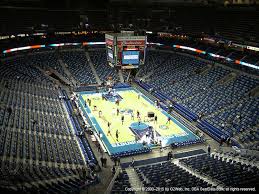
xmin=78 ymin=87 xmax=199 ymax=155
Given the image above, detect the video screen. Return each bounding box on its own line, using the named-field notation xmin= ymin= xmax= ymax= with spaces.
xmin=122 ymin=51 xmax=139 ymax=64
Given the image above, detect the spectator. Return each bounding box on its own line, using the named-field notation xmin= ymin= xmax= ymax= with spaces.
xmin=207 ymin=145 xmax=211 ymax=155
xmin=97 ymin=144 xmax=101 ymax=153
xmin=220 ymin=136 xmax=224 ymax=146
xmin=100 ymin=156 xmax=104 ymax=167
xmin=112 ymin=165 xmax=116 ymax=176
xmin=117 ymin=156 xmax=121 ymax=166
xmin=167 ymin=151 xmax=172 ymax=160
xmin=114 ymin=157 xmax=117 ymax=166
xmin=103 ymin=156 xmax=107 ymax=167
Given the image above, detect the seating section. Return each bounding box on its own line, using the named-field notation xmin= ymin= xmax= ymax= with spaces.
xmin=60 ymin=50 xmax=96 ymax=84
xmin=180 ymin=154 xmax=259 ymax=188
xmin=0 ymin=160 xmax=92 ymax=194
xmin=111 ymin=169 xmax=135 ymax=194
xmin=0 ymin=80 xmax=86 ymax=165
xmin=0 ymin=55 xmax=97 ymax=193
xmin=1 ymin=56 xmax=52 ymax=83
xmin=137 ymin=50 xmax=171 ymax=78
xmin=139 ymin=51 xmax=259 ymax=149
xmin=206 ymin=97 xmax=259 ymax=145
xmin=135 ymin=161 xmax=212 ymax=188
xmin=184 ymin=75 xmax=259 ymax=115
xmin=27 ymin=52 xmax=70 ymax=80
xmin=89 ymin=50 xmax=117 ymax=81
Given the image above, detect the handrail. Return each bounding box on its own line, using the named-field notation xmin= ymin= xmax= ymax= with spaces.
xmin=220 ymin=146 xmax=259 ymax=157
xmin=105 ymin=167 xmax=121 ymax=194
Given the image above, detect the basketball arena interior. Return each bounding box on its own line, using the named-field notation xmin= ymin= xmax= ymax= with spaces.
xmin=0 ymin=0 xmax=259 ymax=193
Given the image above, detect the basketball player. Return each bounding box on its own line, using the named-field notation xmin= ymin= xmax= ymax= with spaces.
xmin=107 ymin=122 xmax=111 ymax=129
xmin=131 ymin=112 xmax=134 ymax=120
xmin=121 ymin=115 xmax=124 ymax=125
xmin=117 ymin=108 xmax=120 ymax=116
xmin=137 ymin=110 xmax=140 ymax=118
xmin=112 ymin=107 xmax=116 ymax=115
xmin=166 ymin=116 xmax=171 ymax=124
xmin=154 ymin=115 xmax=157 ymax=124
xmin=99 ymin=110 xmax=102 ymax=118
xmin=107 ymin=128 xmax=111 ymax=136
xmin=116 ymin=129 xmax=119 ymax=141
xmin=138 ymin=117 xmax=141 ymax=126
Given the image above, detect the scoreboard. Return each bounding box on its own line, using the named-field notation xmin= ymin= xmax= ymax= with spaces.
xmin=122 ymin=51 xmax=139 ymax=64
xmin=105 ymin=33 xmax=146 ymax=69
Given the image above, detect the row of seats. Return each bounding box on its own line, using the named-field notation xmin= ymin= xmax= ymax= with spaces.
xmin=180 ymin=154 xmax=259 ymax=187
xmin=111 ymin=147 xmax=151 ymax=160
xmin=135 ymin=161 xmax=212 ymax=189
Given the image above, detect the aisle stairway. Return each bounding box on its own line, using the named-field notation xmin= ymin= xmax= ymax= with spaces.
xmin=85 ymin=52 xmax=102 ymax=85
xmin=125 ymin=167 xmax=148 ymax=194
xmin=118 ymin=69 xmax=124 ymax=83
xmin=58 ymin=59 xmax=78 ymax=86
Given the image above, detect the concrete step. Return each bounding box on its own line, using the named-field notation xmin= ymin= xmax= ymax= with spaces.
xmin=125 ymin=167 xmax=148 ymax=194
xmin=58 ymin=59 xmax=78 ymax=86
xmin=118 ymin=69 xmax=124 ymax=83
xmin=85 ymin=52 xmax=102 ymax=85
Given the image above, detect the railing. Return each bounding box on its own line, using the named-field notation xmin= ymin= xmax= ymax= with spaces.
xmin=220 ymin=146 xmax=259 ymax=158
xmin=105 ymin=167 xmax=122 ymax=194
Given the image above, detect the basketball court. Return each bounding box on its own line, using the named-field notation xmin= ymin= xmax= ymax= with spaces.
xmin=77 ymin=87 xmax=200 ymax=155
